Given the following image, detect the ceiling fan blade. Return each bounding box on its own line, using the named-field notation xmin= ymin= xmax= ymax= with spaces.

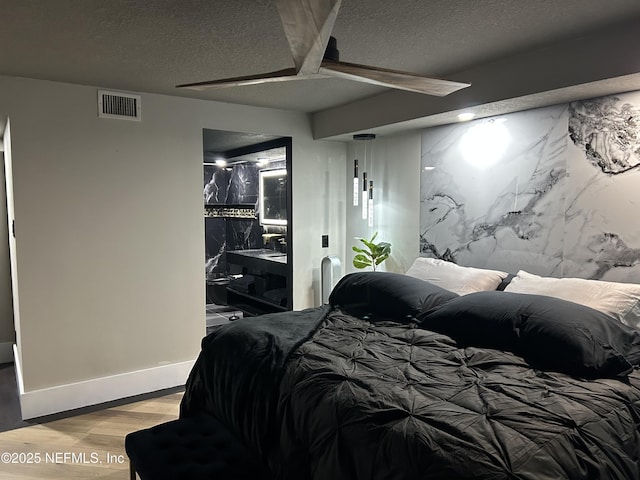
xmin=176 ymin=68 xmax=306 ymax=90
xmin=275 ymin=0 xmax=341 ymax=75
xmin=319 ymin=60 xmax=470 ymax=96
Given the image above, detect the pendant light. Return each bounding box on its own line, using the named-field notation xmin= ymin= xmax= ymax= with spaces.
xmin=368 ymin=180 xmax=374 ymax=227
xmin=353 ymin=158 xmax=359 ymax=206
xmin=353 ymin=134 xmax=376 ymax=222
xmin=362 ymin=171 xmax=368 ymax=219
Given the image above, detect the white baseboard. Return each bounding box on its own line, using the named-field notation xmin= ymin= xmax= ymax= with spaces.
xmin=0 ymin=341 xmax=13 ymax=363
xmin=18 ymin=359 xmax=195 ymax=420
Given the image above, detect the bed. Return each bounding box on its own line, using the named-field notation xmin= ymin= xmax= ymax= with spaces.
xmin=180 ymin=260 xmax=640 ymax=480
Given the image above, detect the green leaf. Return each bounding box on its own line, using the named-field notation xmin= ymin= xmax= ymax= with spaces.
xmin=353 ymin=254 xmax=372 ymax=269
xmin=353 ymin=253 xmax=371 ymax=262
xmin=359 ymin=238 xmax=377 ymax=250
xmin=375 ymin=254 xmax=389 ymax=265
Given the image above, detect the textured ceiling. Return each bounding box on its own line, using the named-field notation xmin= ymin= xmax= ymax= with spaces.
xmin=2 ymin=0 xmax=640 ymax=117
xmin=202 ymin=129 xmax=284 ymax=154
xmin=0 ymin=0 xmax=356 ymax=112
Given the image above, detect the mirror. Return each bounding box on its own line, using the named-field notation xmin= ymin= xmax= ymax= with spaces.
xmin=259 ymin=169 xmax=287 ymax=226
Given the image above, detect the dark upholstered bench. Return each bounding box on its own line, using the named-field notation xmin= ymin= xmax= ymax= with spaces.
xmin=125 ymin=414 xmax=268 ymax=480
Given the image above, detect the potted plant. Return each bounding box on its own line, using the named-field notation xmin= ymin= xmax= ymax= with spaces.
xmin=352 ymin=232 xmax=391 ymax=271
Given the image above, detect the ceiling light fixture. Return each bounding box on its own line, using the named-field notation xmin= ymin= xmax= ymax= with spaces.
xmin=457 ymin=112 xmax=475 ymax=121
xmin=353 ymin=133 xmax=376 ymax=226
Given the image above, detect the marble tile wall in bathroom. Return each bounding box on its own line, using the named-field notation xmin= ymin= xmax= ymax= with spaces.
xmin=204 ymin=163 xmax=262 ymax=279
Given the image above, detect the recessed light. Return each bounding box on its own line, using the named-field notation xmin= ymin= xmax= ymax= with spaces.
xmin=457 ymin=112 xmax=475 ymax=121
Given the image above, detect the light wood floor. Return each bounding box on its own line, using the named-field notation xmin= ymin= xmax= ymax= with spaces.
xmin=0 ymin=391 xmax=182 ymax=479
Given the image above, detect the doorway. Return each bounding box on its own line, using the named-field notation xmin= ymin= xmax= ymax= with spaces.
xmin=0 ymin=150 xmax=14 ymax=363
xmin=202 ymin=129 xmax=293 ymax=330
xmin=1 ymin=117 xmax=24 ymax=430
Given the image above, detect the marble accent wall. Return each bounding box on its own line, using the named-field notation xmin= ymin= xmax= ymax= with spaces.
xmin=204 ymin=163 xmax=262 ymax=279
xmin=420 ymin=90 xmax=640 ymax=281
xmin=204 ymin=165 xmax=231 ymax=205
xmin=205 ymin=217 xmax=227 ymax=276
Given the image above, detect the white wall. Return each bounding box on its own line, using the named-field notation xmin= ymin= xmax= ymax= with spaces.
xmin=0 ymin=75 xmax=345 ymax=416
xmin=345 ymin=131 xmax=421 ymax=275
xmin=292 ymin=140 xmax=346 ymax=307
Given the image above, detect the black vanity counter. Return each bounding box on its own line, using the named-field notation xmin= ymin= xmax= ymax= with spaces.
xmin=225 ymin=249 xmax=289 ymax=315
xmin=225 ymin=249 xmax=287 ymax=276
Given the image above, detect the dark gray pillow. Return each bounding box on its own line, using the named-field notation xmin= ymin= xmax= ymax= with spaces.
xmin=329 ymin=272 xmax=458 ymax=322
xmin=417 ymin=290 xmax=521 ymax=350
xmin=418 ymin=290 xmax=640 ymax=378
xmin=519 ymin=298 xmax=640 ymax=378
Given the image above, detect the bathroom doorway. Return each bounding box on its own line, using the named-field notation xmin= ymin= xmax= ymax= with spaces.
xmin=202 ymin=129 xmax=292 ymax=330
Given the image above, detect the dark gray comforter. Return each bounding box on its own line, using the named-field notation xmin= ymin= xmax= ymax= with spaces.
xmin=181 ymin=306 xmax=640 ymax=480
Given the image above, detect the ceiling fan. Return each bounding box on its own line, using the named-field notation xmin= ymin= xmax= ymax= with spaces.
xmin=176 ymin=0 xmax=470 ymax=97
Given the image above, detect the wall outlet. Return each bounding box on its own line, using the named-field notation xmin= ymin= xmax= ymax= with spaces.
xmin=322 ymin=235 xmax=329 ymax=248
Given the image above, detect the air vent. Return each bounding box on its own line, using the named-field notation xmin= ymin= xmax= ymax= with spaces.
xmin=98 ymin=90 xmax=141 ymax=121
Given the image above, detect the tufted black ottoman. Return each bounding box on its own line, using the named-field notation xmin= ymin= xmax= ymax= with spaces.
xmin=125 ymin=414 xmax=268 ymax=480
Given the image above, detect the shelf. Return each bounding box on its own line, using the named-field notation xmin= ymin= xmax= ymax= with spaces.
xmin=226 ymin=288 xmax=288 ymax=316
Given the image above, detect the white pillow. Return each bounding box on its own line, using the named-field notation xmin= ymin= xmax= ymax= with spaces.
xmin=504 ymin=270 xmax=640 ymax=328
xmin=405 ymin=257 xmax=508 ymax=296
